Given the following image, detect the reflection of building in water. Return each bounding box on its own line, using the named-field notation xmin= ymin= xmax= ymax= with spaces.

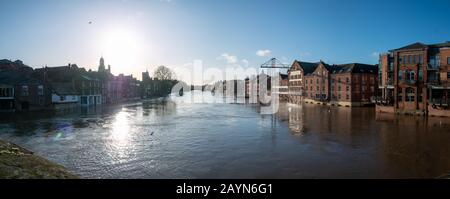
xmin=377 ymin=115 xmax=450 ymax=178
xmin=287 ymin=104 xmax=305 ymax=134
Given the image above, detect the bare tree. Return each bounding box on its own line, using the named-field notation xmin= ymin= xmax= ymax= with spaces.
xmin=153 ymin=65 xmax=173 ymax=80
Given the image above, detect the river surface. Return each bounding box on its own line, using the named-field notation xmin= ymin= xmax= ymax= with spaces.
xmin=1 ymin=91 xmax=450 ymax=178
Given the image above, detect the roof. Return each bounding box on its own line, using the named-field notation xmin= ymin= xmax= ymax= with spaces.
xmin=50 ymin=82 xmax=78 ymax=95
xmin=294 ymin=60 xmax=320 ymax=75
xmin=392 ymin=41 xmax=450 ymax=51
xmin=280 ymin=73 xmax=288 ymax=79
xmin=333 ymin=63 xmax=378 ymax=74
xmin=0 ymin=71 xmax=42 ymax=85
xmin=429 ymin=41 xmax=450 ymax=48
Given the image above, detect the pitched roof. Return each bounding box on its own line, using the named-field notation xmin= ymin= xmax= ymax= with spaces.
xmin=50 ymin=82 xmax=78 ymax=95
xmin=393 ymin=42 xmax=428 ymax=51
xmin=0 ymin=71 xmax=42 ymax=85
xmin=392 ymin=41 xmax=450 ymax=51
xmin=333 ymin=63 xmax=378 ymax=74
xmin=429 ymin=41 xmax=450 ymax=48
xmin=294 ymin=60 xmax=320 ymax=75
xmin=280 ymin=73 xmax=288 ymax=79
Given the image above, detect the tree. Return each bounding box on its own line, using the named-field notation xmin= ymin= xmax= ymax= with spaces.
xmin=153 ymin=65 xmax=173 ymax=80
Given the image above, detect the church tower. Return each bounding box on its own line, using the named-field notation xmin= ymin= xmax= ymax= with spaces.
xmin=98 ymin=56 xmax=106 ymax=72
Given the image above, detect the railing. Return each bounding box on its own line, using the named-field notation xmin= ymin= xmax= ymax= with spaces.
xmin=429 ymin=98 xmax=449 ymax=107
xmin=400 ymin=79 xmax=416 ymax=85
xmin=373 ymin=96 xmax=394 ymax=106
xmin=427 ymin=64 xmax=439 ymax=70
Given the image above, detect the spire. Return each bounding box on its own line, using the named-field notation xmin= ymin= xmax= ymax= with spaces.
xmin=98 ymin=56 xmax=106 ymax=72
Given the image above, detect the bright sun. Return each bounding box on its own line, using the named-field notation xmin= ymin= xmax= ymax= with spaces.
xmin=101 ymin=28 xmax=140 ymax=72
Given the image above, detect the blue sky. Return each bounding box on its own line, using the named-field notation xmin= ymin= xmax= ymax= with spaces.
xmin=0 ymin=0 xmax=449 ymax=81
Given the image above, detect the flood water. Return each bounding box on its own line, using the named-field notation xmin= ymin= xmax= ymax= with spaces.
xmin=1 ymin=91 xmax=450 ymax=178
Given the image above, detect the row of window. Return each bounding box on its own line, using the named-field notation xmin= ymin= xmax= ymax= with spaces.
xmin=310 ymin=94 xmax=350 ymax=100
xmin=399 ymin=54 xmax=423 ymax=65
xmin=397 ymin=87 xmax=423 ymax=102
xmin=0 ymin=88 xmax=14 ymax=97
xmin=20 ymin=85 xmax=44 ymax=97
xmin=299 ymin=76 xmax=376 ymax=85
xmin=398 ymin=69 xmax=423 ymax=82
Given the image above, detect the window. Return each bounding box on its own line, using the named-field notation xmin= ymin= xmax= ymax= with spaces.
xmin=81 ymin=96 xmax=87 ymax=105
xmin=346 ymin=86 xmax=349 ymax=91
xmin=414 ymin=55 xmax=418 ymax=64
xmin=338 ymin=86 xmax=341 ymax=91
xmin=0 ymin=88 xmax=13 ymax=97
xmin=406 ymin=70 xmax=415 ymax=81
xmin=448 ymin=72 xmax=450 ymax=79
xmin=418 ymin=68 xmax=423 ymax=81
xmin=419 ymin=55 xmax=423 ymax=64
xmin=397 ymin=88 xmax=403 ymax=101
xmin=430 ymin=55 xmax=440 ymax=68
xmin=60 ymin=95 xmax=65 ymax=101
xmin=448 ymin=57 xmax=450 ymax=65
xmin=398 ymin=70 xmax=403 ymax=81
xmin=346 ymin=77 xmax=349 ymax=83
xmin=37 ymin=85 xmax=44 ymax=96
xmin=403 ymin=56 xmax=407 ymax=65
xmin=406 ymin=87 xmax=415 ymax=102
xmin=21 ymin=86 xmax=29 ymax=96
xmin=346 ymin=94 xmax=349 ymax=100
xmin=408 ymin=55 xmax=412 ymax=64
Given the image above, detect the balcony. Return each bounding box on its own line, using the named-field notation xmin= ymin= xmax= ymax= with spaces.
xmin=400 ymin=79 xmax=416 ymax=85
xmin=427 ymin=64 xmax=439 ymax=70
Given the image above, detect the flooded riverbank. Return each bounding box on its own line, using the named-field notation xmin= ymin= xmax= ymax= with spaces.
xmin=0 ymin=91 xmax=449 ymax=178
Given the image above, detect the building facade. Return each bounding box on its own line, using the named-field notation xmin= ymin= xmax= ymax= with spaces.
xmin=288 ymin=60 xmax=378 ymax=106
xmin=377 ymin=42 xmax=450 ymax=116
xmin=288 ymin=60 xmax=319 ymax=104
xmin=0 ymin=59 xmax=51 ymax=111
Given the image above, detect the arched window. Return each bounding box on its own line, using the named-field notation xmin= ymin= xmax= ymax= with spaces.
xmin=406 ymin=70 xmax=415 ymax=82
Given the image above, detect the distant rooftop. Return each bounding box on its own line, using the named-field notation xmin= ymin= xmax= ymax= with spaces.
xmin=392 ymin=41 xmax=450 ymax=51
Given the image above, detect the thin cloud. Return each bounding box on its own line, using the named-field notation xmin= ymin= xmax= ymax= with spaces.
xmin=218 ymin=53 xmax=238 ymax=64
xmin=256 ymin=49 xmax=271 ymax=57
xmin=299 ymin=52 xmax=311 ymax=58
xmin=371 ymin=52 xmax=379 ymax=58
xmin=241 ymin=59 xmax=249 ymax=67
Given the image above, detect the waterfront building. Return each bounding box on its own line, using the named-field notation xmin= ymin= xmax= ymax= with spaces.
xmin=288 ymin=60 xmax=378 ymax=106
xmin=274 ymin=73 xmax=289 ymax=101
xmin=0 ymin=60 xmax=50 ymax=111
xmin=34 ymin=64 xmax=102 ymax=107
xmin=377 ymin=41 xmax=450 ymax=117
xmin=329 ymin=63 xmax=378 ymax=106
xmin=287 ymin=60 xmax=320 ymax=104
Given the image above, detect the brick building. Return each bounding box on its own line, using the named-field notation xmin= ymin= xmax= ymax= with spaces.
xmin=287 ymin=60 xmax=319 ymax=104
xmin=288 ymin=60 xmax=378 ymax=106
xmin=0 ymin=59 xmax=50 ymax=111
xmin=377 ymin=41 xmax=450 ymax=117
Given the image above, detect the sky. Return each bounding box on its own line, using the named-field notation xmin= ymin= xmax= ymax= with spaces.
xmin=0 ymin=0 xmax=449 ymax=83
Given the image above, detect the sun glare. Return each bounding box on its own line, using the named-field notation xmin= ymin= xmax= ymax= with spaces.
xmin=101 ymin=28 xmax=141 ymax=72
